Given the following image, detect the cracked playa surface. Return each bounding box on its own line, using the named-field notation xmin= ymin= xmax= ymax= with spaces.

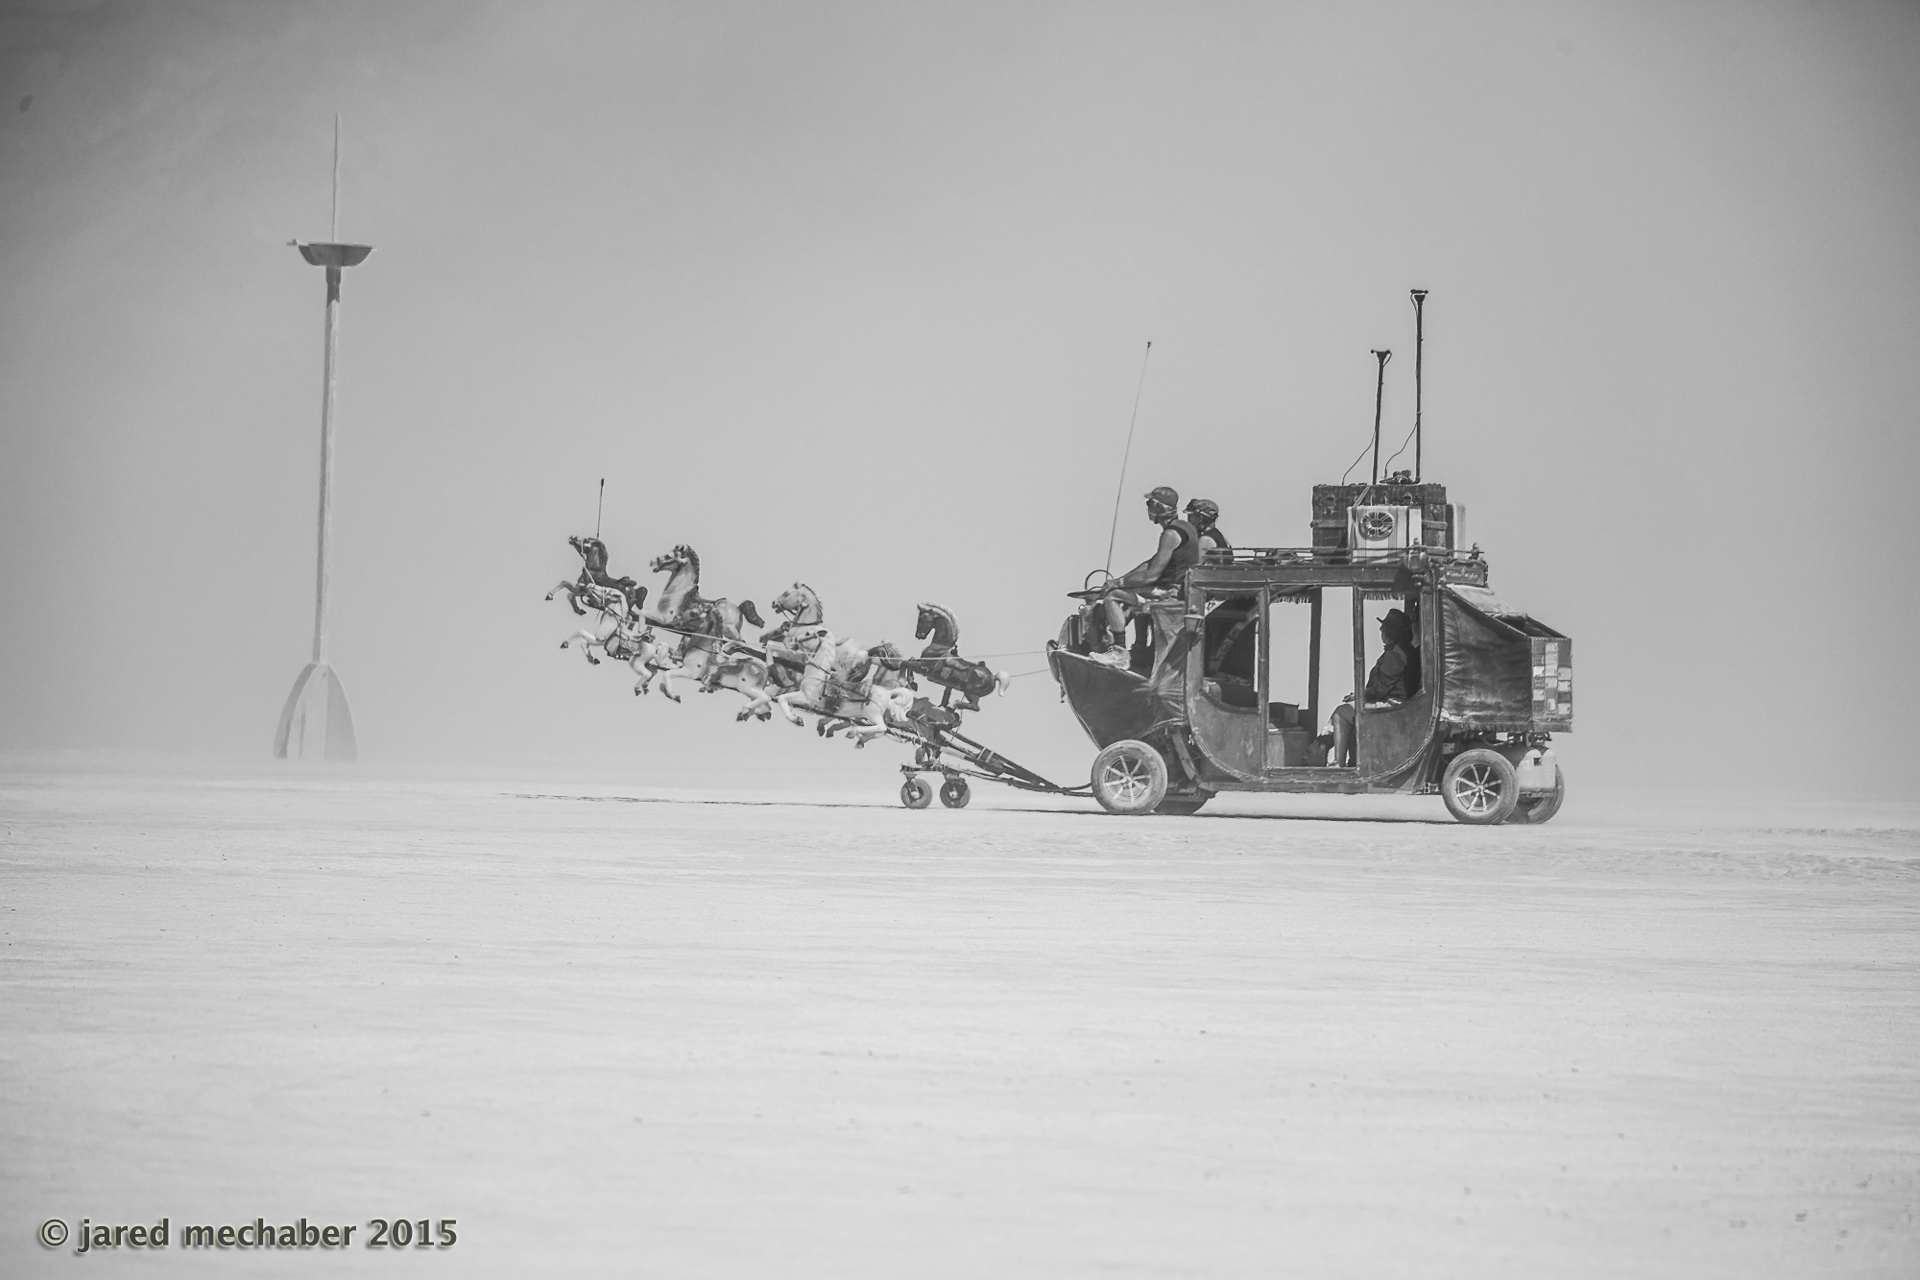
xmin=2 ymin=770 xmax=1917 ymax=1276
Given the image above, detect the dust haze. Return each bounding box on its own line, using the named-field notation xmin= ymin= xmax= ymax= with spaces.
xmin=1 ymin=1 xmax=1916 ymax=792
xmin=3 ymin=4 xmax=1919 ymax=1276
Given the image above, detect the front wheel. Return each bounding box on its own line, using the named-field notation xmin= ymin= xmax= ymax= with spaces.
xmin=1509 ymin=764 xmax=1565 ymax=824
xmin=1441 ymin=748 xmax=1519 ymax=825
xmin=900 ymin=776 xmax=933 ymax=809
xmin=938 ymin=777 xmax=971 ymax=809
xmin=1091 ymin=739 xmax=1169 ymax=815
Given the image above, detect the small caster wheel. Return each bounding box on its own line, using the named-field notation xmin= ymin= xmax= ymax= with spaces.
xmin=938 ymin=776 xmax=971 ymax=809
xmin=900 ymin=776 xmax=933 ymax=809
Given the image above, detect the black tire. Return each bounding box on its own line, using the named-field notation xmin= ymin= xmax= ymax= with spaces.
xmin=900 ymin=776 xmax=933 ymax=809
xmin=1091 ymin=739 xmax=1169 ymax=816
xmin=1154 ymin=792 xmax=1213 ymax=816
xmin=1441 ymin=748 xmax=1520 ymax=825
xmin=938 ymin=777 xmax=971 ymax=809
xmin=1510 ymin=764 xmax=1566 ymax=824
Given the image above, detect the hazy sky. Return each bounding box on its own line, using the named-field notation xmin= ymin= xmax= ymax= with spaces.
xmin=2 ymin=0 xmax=1916 ymax=794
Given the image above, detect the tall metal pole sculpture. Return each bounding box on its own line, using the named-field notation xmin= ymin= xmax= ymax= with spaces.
xmin=276 ymin=117 xmax=372 ymax=760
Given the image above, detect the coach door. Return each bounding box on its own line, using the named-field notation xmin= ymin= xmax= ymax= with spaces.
xmin=1187 ymin=588 xmax=1266 ymax=779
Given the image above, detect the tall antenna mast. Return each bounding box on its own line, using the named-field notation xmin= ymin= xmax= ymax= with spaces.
xmin=1410 ymin=288 xmax=1428 ymax=481
xmin=1369 ymin=349 xmax=1392 ymax=486
xmin=1103 ymin=341 xmax=1153 ymax=575
xmin=330 ymin=114 xmax=340 ymax=240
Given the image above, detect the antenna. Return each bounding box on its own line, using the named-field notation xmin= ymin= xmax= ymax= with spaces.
xmin=1103 ymin=341 xmax=1153 ymax=576
xmin=1410 ymin=289 xmax=1428 ymax=481
xmin=595 ymin=478 xmax=605 ymax=539
xmin=330 ymin=114 xmax=340 ymax=241
xmin=1370 ymin=349 xmax=1392 ymax=486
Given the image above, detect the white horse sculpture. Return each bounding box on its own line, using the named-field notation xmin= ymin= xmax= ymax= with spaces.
xmin=653 ymin=633 xmax=784 ymax=721
xmin=764 ymin=583 xmax=914 ymax=744
xmin=550 ymin=588 xmax=685 ymax=699
xmin=646 ymin=544 xmax=762 ymax=637
xmin=558 ymin=601 xmax=637 ymax=665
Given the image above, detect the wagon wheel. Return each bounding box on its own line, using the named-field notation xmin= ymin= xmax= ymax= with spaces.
xmin=1441 ymin=748 xmax=1519 ymax=825
xmin=1508 ymin=764 xmax=1565 ymax=824
xmin=900 ymin=776 xmax=933 ymax=809
xmin=1154 ymin=791 xmax=1213 ymax=816
xmin=1090 ymin=739 xmax=1169 ymax=816
xmin=938 ymin=777 xmax=971 ymax=809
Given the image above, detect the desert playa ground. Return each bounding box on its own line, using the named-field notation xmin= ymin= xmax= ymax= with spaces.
xmin=3 ymin=764 xmax=1916 ymax=1277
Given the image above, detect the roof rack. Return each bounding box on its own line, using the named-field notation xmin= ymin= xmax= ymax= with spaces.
xmin=1205 ymin=546 xmax=1482 ymax=565
xmin=1195 ymin=546 xmax=1489 ymax=586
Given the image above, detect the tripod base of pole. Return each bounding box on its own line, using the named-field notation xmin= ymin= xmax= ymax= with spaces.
xmin=274 ymin=662 xmax=357 ymax=761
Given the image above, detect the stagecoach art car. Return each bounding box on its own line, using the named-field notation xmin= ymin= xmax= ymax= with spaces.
xmin=545 ymin=304 xmax=1571 ymax=823
xmin=1048 ymin=481 xmax=1572 ymax=824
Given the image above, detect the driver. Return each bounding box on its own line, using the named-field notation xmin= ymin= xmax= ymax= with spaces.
xmin=1089 ymin=486 xmax=1200 ymax=669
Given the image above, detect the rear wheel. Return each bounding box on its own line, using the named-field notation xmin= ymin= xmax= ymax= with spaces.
xmin=938 ymin=777 xmax=971 ymax=809
xmin=1091 ymin=739 xmax=1169 ymax=815
xmin=1155 ymin=792 xmax=1213 ymax=816
xmin=900 ymin=776 xmax=933 ymax=809
xmin=1509 ymin=765 xmax=1565 ymax=824
xmin=1441 ymin=748 xmax=1519 ymax=825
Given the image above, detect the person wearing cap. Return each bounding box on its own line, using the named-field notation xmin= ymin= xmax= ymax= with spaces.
xmin=1088 ymin=486 xmax=1200 ymax=669
xmin=1185 ymin=498 xmax=1230 ymax=554
xmin=1326 ymin=608 xmax=1415 ymax=766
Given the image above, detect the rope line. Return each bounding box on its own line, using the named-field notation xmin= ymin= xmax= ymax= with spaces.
xmin=1381 ymin=418 xmax=1420 ymax=475
xmin=1338 ymin=435 xmax=1374 ymax=487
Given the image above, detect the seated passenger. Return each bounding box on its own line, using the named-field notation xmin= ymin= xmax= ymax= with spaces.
xmin=1089 ymin=485 xmax=1199 ymax=669
xmin=1185 ymin=498 xmax=1231 ymax=553
xmin=1327 ymin=608 xmax=1415 ymax=766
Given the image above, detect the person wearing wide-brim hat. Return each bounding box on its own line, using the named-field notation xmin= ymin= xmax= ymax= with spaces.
xmin=1088 ymin=486 xmax=1200 ymax=669
xmin=1327 ymin=609 xmax=1415 ymax=766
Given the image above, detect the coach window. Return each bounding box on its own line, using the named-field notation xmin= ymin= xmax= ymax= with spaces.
xmin=1201 ymin=594 xmax=1261 ymax=710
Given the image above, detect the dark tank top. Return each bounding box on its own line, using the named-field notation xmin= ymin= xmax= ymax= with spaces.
xmin=1154 ymin=519 xmax=1201 ymax=588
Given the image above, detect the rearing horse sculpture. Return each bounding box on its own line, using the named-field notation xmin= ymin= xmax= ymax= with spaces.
xmin=546 ymin=534 xmax=646 ymax=620
xmin=548 ymin=534 xmax=659 ymax=676
xmin=875 ymin=602 xmax=1011 ymax=712
xmin=647 ymin=544 xmax=763 ymax=640
xmin=641 ymin=544 xmax=775 ymax=710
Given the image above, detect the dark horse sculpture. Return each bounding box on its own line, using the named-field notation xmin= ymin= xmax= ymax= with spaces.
xmin=876 ymin=603 xmax=1010 ymax=712
xmin=545 ymin=535 xmax=647 ymax=619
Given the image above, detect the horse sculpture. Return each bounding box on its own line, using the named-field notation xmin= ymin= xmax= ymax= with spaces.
xmin=548 ymin=534 xmax=656 ymax=670
xmin=546 ymin=535 xmax=647 ymax=619
xmin=763 ymin=583 xmax=914 ymax=743
xmin=876 ymin=602 xmax=1011 ymax=712
xmin=648 ymin=544 xmax=763 ymax=639
xmin=549 ymin=578 xmax=688 ymax=700
xmin=654 ymin=640 xmax=780 ymax=719
xmin=546 ymin=538 xmax=937 ymax=737
xmin=633 ymin=545 xmax=780 ymax=716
